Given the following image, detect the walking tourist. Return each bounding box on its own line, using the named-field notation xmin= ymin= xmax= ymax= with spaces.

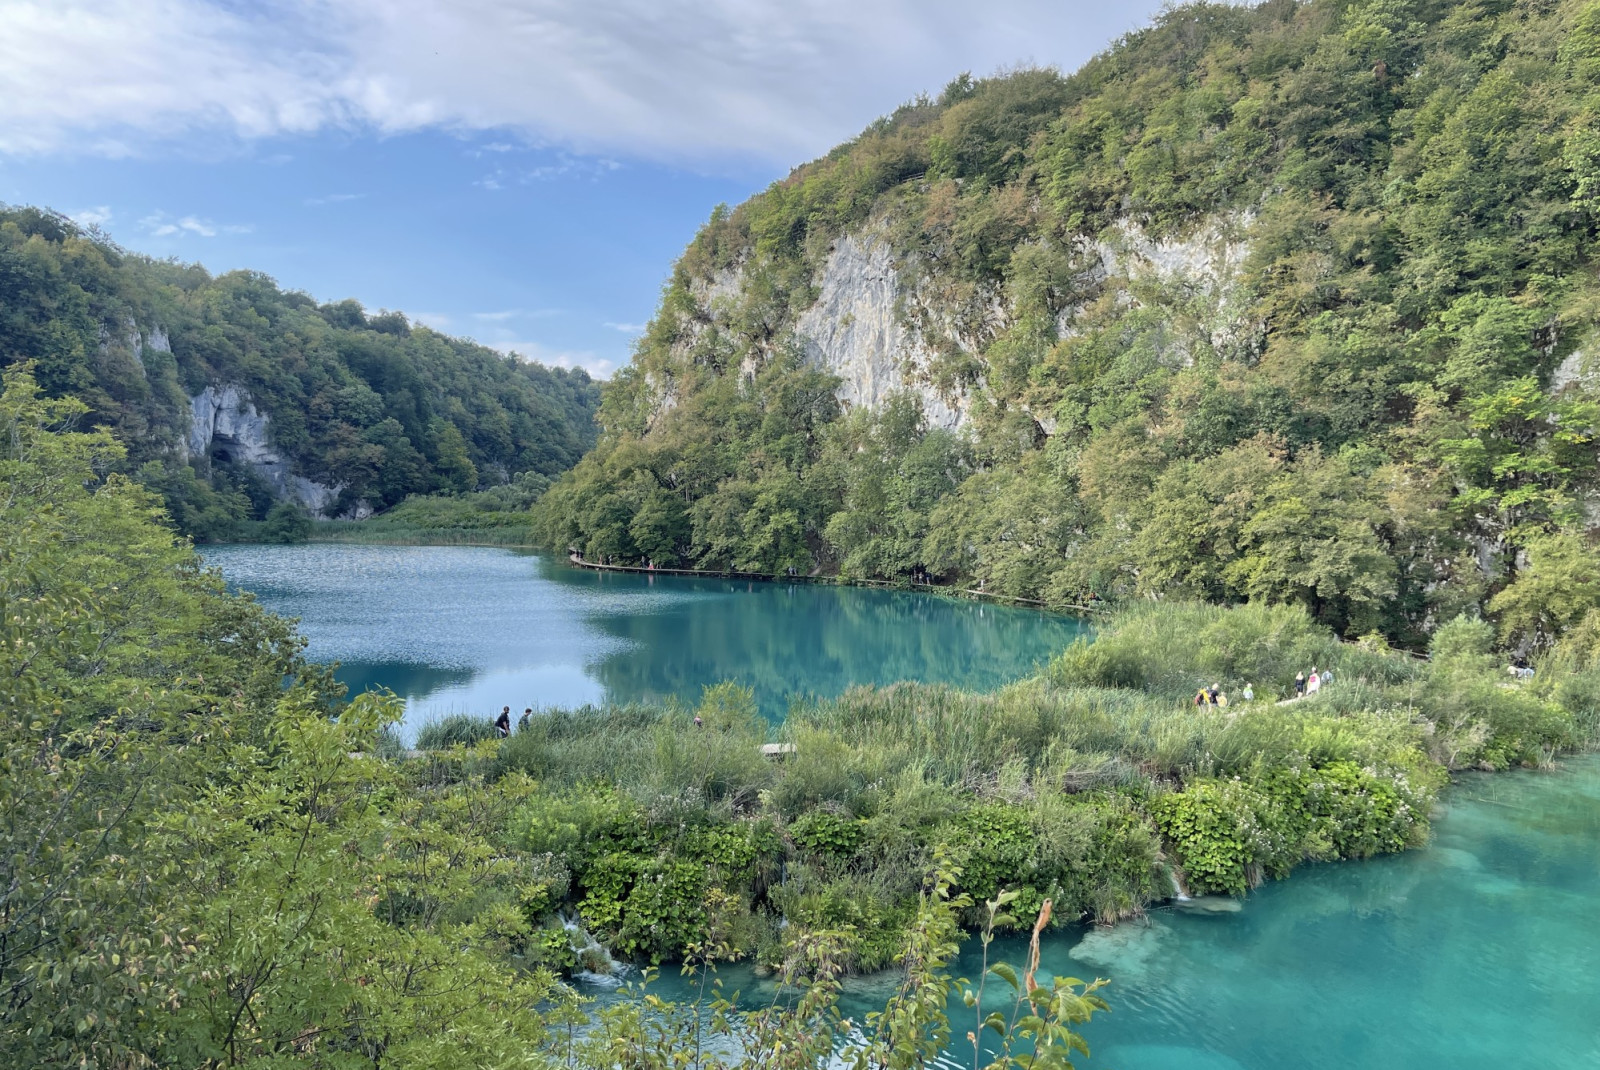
xmin=495 ymin=706 xmax=511 ymax=738
xmin=1242 ymin=683 xmax=1254 ymax=703
xmin=1294 ymin=671 xmax=1306 ymax=698
xmin=1308 ymin=668 xmax=1321 ymax=694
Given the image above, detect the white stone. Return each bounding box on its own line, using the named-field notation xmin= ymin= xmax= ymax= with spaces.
xmin=794 ymin=231 xmax=969 ymax=430
xmin=1551 ymin=349 xmax=1591 ymax=392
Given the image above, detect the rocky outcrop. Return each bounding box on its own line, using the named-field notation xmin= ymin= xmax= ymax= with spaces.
xmin=657 ymin=214 xmax=1253 ymax=436
xmin=186 ymin=383 xmax=347 ymax=518
xmin=1552 ymin=349 xmax=1592 ymax=393
xmin=97 ymin=318 xmax=171 ymax=374
xmin=786 ymin=216 xmax=1252 ymax=432
xmin=1083 ymin=214 xmax=1255 ymax=360
xmin=795 ymin=232 xmax=970 ymax=430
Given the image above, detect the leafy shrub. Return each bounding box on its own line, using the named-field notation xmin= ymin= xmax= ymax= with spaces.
xmin=790 ymin=809 xmax=867 ymax=860
xmin=1152 ymin=779 xmax=1297 ymax=896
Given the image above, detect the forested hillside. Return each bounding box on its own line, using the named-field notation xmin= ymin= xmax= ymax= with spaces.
xmin=539 ymin=0 xmax=1600 ymax=649
xmin=0 ymin=206 xmax=600 ymax=536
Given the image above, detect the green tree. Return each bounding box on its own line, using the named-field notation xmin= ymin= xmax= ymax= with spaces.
xmin=1488 ymin=532 xmax=1600 ymax=651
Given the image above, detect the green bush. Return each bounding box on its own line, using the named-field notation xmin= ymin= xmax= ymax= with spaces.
xmin=1152 ymin=779 xmax=1297 ymax=896
xmin=258 ymin=501 xmax=313 ymax=543
xmin=790 ymin=809 xmax=867 ymax=860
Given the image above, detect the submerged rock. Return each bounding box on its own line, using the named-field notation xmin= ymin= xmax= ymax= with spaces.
xmin=1070 ymin=920 xmax=1171 ymax=981
xmin=1172 ymin=895 xmax=1244 ymax=915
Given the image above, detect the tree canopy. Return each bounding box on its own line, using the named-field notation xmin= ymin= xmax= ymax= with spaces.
xmin=0 ymin=206 xmax=600 ymax=535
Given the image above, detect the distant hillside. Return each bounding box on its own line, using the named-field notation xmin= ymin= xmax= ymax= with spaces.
xmin=0 ymin=205 xmax=600 ymax=537
xmin=539 ymin=0 xmax=1600 ymax=648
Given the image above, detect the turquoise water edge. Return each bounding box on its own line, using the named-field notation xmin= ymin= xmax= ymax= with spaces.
xmin=201 ymin=543 xmax=1088 ymax=734
xmin=205 ymin=544 xmax=1600 ymax=1069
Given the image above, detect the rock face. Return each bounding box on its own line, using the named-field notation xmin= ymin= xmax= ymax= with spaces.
xmin=652 ymin=214 xmax=1253 ymax=436
xmin=786 ymin=216 xmax=1250 ymax=432
xmin=186 ymin=383 xmax=345 ymax=518
xmin=1552 ymin=349 xmax=1592 ymax=393
xmin=795 ymin=232 xmax=970 ymax=430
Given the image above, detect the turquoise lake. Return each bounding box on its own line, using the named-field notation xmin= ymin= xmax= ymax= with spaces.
xmin=204 ymin=544 xmax=1600 ymax=1068
xmin=201 ymin=544 xmax=1089 ymax=737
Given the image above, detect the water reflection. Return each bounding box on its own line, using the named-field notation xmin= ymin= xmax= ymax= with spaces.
xmin=202 ymin=544 xmax=1088 ymax=739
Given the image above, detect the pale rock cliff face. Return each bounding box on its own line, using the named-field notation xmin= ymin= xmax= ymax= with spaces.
xmin=1552 ymin=349 xmax=1592 ymax=393
xmin=1083 ymin=214 xmax=1254 ymax=359
xmin=98 ymin=318 xmax=171 ymax=374
xmin=657 ymin=215 xmax=1252 ymax=436
xmin=795 ymin=232 xmax=970 ymax=430
xmin=186 ymin=383 xmax=347 ymax=518
xmin=787 ymin=216 xmax=1251 ymax=432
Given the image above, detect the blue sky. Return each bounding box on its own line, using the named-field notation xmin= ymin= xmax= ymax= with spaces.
xmin=0 ymin=0 xmax=1170 ymax=377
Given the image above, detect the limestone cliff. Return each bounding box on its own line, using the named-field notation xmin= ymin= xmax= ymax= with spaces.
xmin=657 ymin=212 xmax=1253 ymax=434
xmin=185 ymin=383 xmax=347 ymax=518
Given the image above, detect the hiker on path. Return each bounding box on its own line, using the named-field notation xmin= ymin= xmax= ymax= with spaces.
xmin=519 ymin=707 xmax=533 ymax=731
xmin=496 ymin=706 xmax=511 ymax=738
xmin=1294 ymin=672 xmax=1306 ymax=698
xmin=1207 ymin=683 xmax=1221 ymax=705
xmin=1320 ymin=668 xmax=1333 ymax=688
xmin=1242 ymin=683 xmax=1254 ymax=703
xmin=1307 ymin=668 xmax=1321 ymax=695
xmin=1194 ymin=687 xmax=1210 ymax=707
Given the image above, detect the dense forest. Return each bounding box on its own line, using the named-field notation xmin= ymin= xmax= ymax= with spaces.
xmin=0 ymin=205 xmax=600 ymax=537
xmin=539 ymin=0 xmax=1600 ymax=650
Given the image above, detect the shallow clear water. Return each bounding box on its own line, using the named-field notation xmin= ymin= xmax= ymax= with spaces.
xmin=201 ymin=544 xmax=1088 ymax=738
xmin=631 ymin=756 xmax=1600 ymax=1069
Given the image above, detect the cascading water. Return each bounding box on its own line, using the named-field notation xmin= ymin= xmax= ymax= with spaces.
xmin=1165 ymin=864 xmax=1192 ymax=902
xmin=561 ymin=911 xmax=633 ymax=987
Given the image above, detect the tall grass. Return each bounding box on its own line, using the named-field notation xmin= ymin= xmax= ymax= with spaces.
xmin=415 ymin=713 xmax=499 ymax=749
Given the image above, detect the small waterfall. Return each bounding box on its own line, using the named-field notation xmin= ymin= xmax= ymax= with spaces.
xmin=1166 ymin=865 xmax=1192 ymax=902
xmin=561 ymin=911 xmax=633 ymax=987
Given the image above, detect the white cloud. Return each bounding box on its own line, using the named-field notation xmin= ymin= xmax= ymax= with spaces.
xmin=409 ymin=311 xmax=453 ymax=329
xmin=604 ymin=321 xmax=646 ymax=334
xmin=138 ymin=211 xmax=252 ymax=238
xmin=487 ymin=339 xmax=616 ymax=379
xmin=0 ymin=0 xmax=1167 ymax=167
xmin=473 ymin=309 xmax=562 ymax=322
xmin=70 ymin=205 xmax=113 ymax=227
xmin=305 ymin=192 xmax=365 ymax=206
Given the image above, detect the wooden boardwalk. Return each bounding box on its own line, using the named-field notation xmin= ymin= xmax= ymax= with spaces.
xmin=565 ymin=553 xmax=1102 ymax=613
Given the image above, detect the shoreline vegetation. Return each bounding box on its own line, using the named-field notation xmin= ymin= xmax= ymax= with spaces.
xmin=402 ymin=599 xmax=1596 ymax=986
